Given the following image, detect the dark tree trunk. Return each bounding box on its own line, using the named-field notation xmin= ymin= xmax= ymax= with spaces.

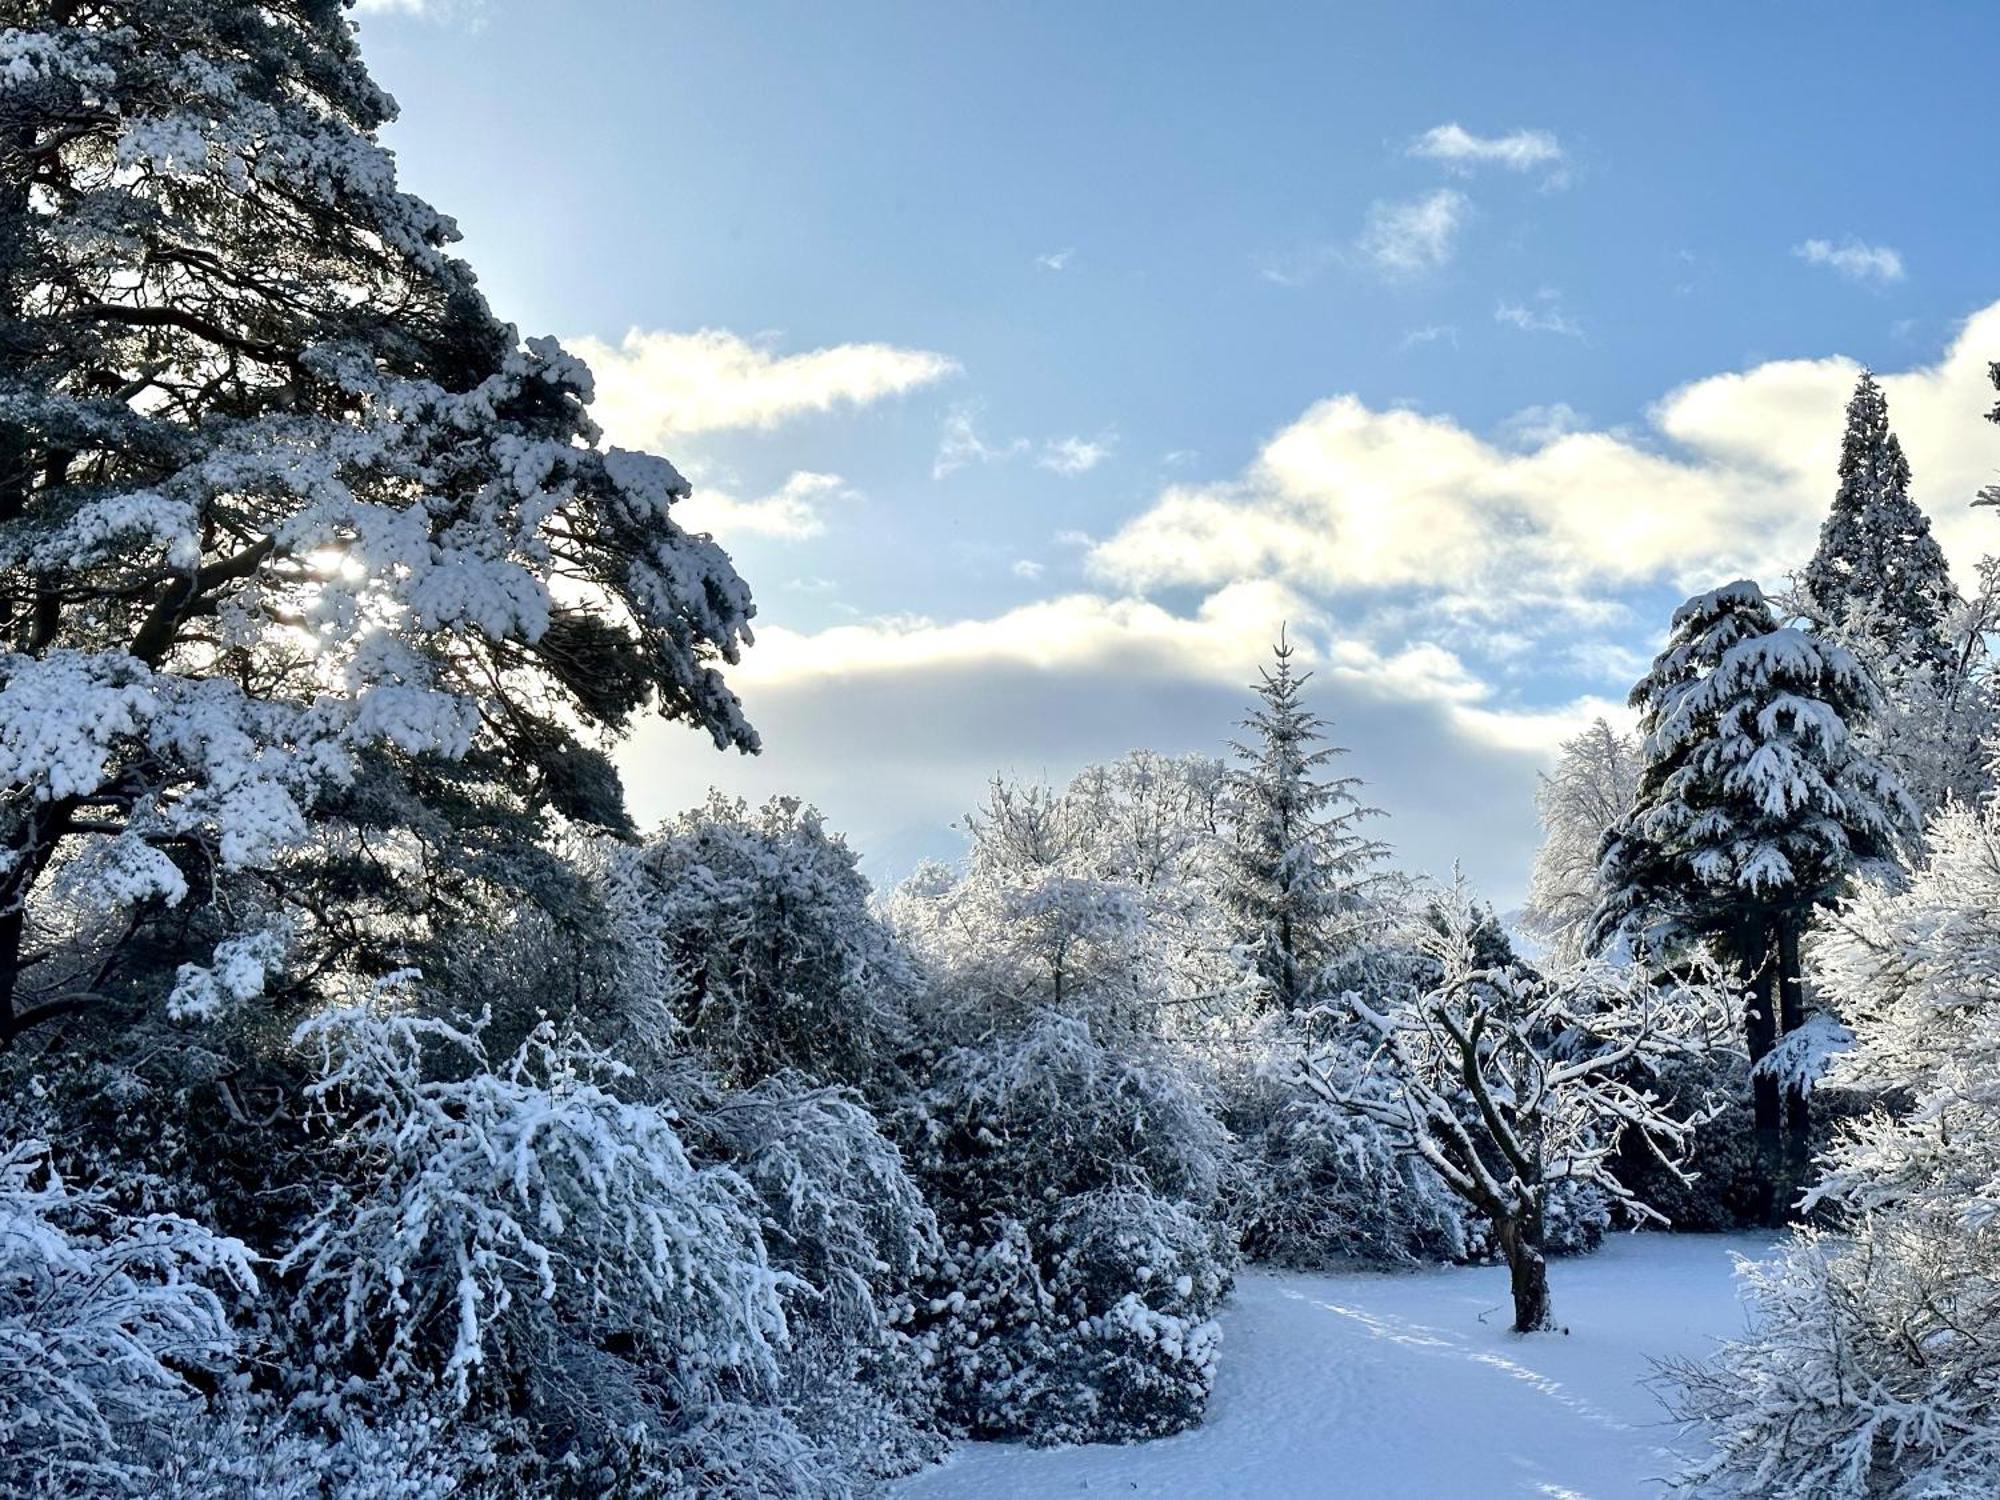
xmin=1776 ymin=918 xmax=1812 ymax=1188
xmin=1495 ymin=1213 xmax=1554 ymax=1333
xmin=1735 ymin=919 xmax=1783 ymax=1225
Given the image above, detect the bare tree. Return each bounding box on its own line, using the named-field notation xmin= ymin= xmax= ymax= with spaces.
xmin=1301 ymin=887 xmax=1733 ymax=1332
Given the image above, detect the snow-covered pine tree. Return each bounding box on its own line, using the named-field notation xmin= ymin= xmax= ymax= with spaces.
xmin=1592 ymin=581 xmax=1912 ymax=1215
xmin=1799 ymin=371 xmax=1955 ymax=672
xmin=0 ymin=2 xmax=756 ymax=1042
xmin=1796 ymin=371 xmax=1989 ymax=819
xmin=1521 ymin=717 xmax=1639 ymax=965
xmin=1225 ymin=632 xmax=1388 ymax=1011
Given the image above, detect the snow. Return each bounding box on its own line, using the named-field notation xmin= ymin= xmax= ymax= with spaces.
xmin=895 ymin=1232 xmax=1778 ymax=1500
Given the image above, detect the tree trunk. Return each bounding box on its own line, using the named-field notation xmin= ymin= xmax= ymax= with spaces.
xmin=1736 ymin=919 xmax=1783 ymax=1225
xmin=1495 ymin=1214 xmax=1554 ymax=1333
xmin=1776 ymin=918 xmax=1812 ymax=1188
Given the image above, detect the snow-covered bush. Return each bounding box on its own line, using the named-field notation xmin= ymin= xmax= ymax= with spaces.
xmin=635 ymin=795 xmax=916 ymax=1087
xmin=915 ymin=1191 xmax=1230 ymax=1448
xmin=280 ymin=990 xmax=789 ymax=1417
xmin=908 ymin=1013 xmax=1232 ymax=1223
xmin=148 ymin=1402 xmax=499 ymax=1500
xmin=0 ymin=1140 xmax=255 ymax=1497
xmin=699 ymin=1075 xmax=947 ymax=1480
xmin=1669 ymin=806 xmax=2000 ymax=1496
xmin=1218 ymin=1013 xmax=1475 ymax=1266
xmin=900 ymin=1014 xmax=1237 ymax=1443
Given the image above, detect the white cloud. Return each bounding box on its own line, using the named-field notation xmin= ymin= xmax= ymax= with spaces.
xmin=1409 ymin=123 xmax=1564 ymax=175
xmin=1355 ymin=189 xmax=1470 ymax=278
xmin=1399 ymin=324 xmax=1460 ymax=351
xmin=1793 ymin=237 xmax=1906 ymax=285
xmin=933 ymin=405 xmax=1031 ymax=478
xmin=1039 ymin=433 xmax=1116 ymax=476
xmin=618 ymin=582 xmax=1615 ymax=902
xmin=1035 ymin=248 xmax=1075 ymax=271
xmin=1086 ymin=300 xmax=2000 ymax=606
xmin=1497 ymin=402 xmax=1588 ymax=448
xmin=570 ymin=327 xmax=956 ymax=444
xmin=1012 ymin=559 xmax=1046 ymax=580
xmin=1257 ymin=189 xmax=1469 ymax=288
xmin=677 ymin=471 xmax=849 ymax=541
xmin=1494 ymin=289 xmax=1584 ymax=339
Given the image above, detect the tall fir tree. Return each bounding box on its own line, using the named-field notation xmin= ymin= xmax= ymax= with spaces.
xmin=1799 ymin=371 xmax=1955 ymax=670
xmin=1224 ymin=632 xmax=1388 ymax=1011
xmin=0 ymin=0 xmax=757 ymax=1044
xmin=1592 ymin=581 xmax=1913 ymax=1216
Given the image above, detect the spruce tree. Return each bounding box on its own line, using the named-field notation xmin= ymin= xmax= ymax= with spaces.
xmin=1224 ymin=632 xmax=1387 ymax=1011
xmin=1592 ymin=581 xmax=1912 ymax=1215
xmin=1799 ymin=372 xmax=1955 ymax=670
xmin=0 ymin=1 xmax=757 ymax=1043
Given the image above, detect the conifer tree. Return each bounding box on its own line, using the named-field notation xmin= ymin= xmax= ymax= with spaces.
xmin=1592 ymin=581 xmax=1912 ymax=1214
xmin=1799 ymin=372 xmax=1955 ymax=670
xmin=1224 ymin=632 xmax=1388 ymax=1011
xmin=0 ymin=2 xmax=757 ymax=1043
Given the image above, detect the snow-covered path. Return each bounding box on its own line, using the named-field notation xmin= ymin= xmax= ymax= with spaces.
xmin=895 ymin=1233 xmax=1777 ymax=1500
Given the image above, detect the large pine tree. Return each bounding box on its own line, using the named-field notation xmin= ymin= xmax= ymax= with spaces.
xmin=1592 ymin=581 xmax=1912 ymax=1213
xmin=1799 ymin=371 xmax=1955 ymax=670
xmin=0 ymin=1 xmax=757 ymax=1043
xmin=1224 ymin=632 xmax=1387 ymax=1011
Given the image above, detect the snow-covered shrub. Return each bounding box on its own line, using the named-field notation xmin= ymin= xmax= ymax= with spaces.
xmin=1042 ymin=1188 xmax=1231 ymax=1439
xmin=901 ymin=1016 xmax=1237 ymax=1443
xmin=1218 ymin=1012 xmax=1475 ymax=1266
xmin=908 ymin=1013 xmax=1232 ymax=1224
xmin=918 ymin=1190 xmax=1231 ymax=1447
xmin=0 ymin=1140 xmax=255 ymax=1497
xmin=280 ymin=993 xmax=790 ymax=1413
xmin=699 ymin=1075 xmax=948 ymax=1479
xmin=148 ymin=1402 xmax=499 ymax=1500
xmin=635 ymin=795 xmax=916 ymax=1087
xmin=1669 ymin=806 xmax=2000 ymax=1496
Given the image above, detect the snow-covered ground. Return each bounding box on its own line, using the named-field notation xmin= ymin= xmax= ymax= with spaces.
xmin=896 ymin=1232 xmax=1778 ymax=1500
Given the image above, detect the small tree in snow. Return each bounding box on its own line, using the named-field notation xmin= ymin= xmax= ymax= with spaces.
xmin=1521 ymin=717 xmax=1640 ymax=966
xmin=1304 ymin=887 xmax=1731 ymax=1333
xmin=1593 ymin=580 xmax=1911 ymax=1208
xmin=1225 ymin=633 xmax=1389 ymax=1011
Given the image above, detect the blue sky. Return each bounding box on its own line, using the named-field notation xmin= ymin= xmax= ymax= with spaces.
xmin=357 ymin=1 xmax=2000 ymax=902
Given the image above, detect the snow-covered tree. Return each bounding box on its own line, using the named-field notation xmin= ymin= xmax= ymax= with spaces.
xmin=280 ymin=985 xmax=790 ymax=1419
xmin=1799 ymin=372 xmax=1955 ymax=673
xmin=894 ymin=764 xmax=1257 ymax=1040
xmin=1593 ymin=581 xmax=1912 ymax=1208
xmin=1669 ymin=804 xmax=2000 ymax=1497
xmin=889 ymin=770 xmax=1242 ymax=1444
xmin=633 ymin=794 xmax=915 ymax=1088
xmin=1521 ymin=718 xmax=1639 ymax=965
xmin=0 ymin=1 xmax=756 ymax=1044
xmin=1225 ymin=633 xmax=1389 ymax=1011
xmin=0 ymin=1138 xmax=255 ymax=1496
xmin=1306 ymin=886 xmax=1731 ymax=1332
